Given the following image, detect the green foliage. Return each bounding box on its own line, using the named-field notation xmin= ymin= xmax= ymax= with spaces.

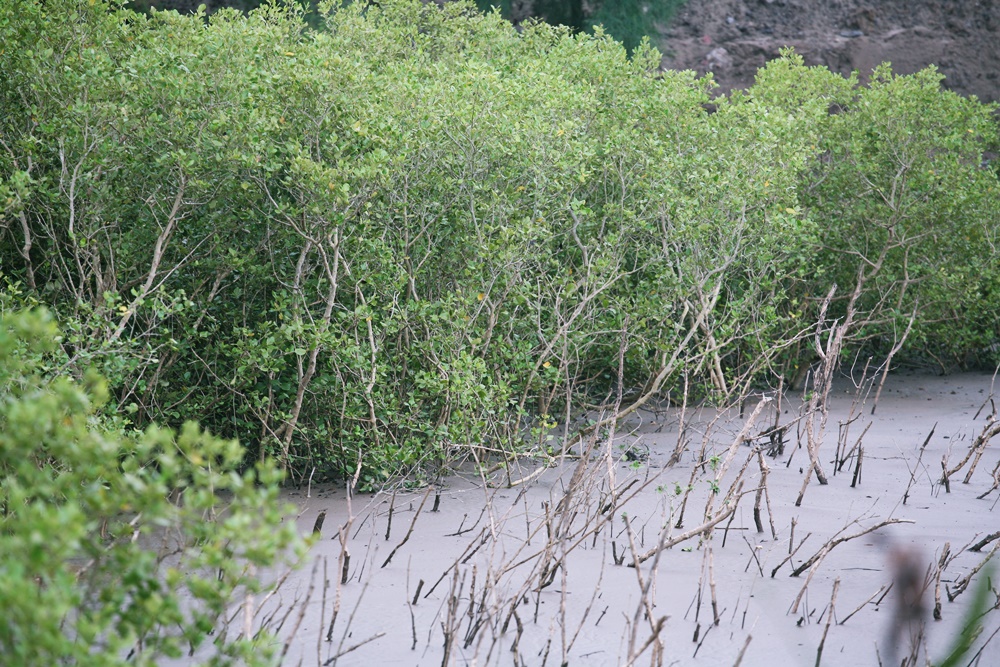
xmin=0 ymin=307 xmax=307 ymax=666
xmin=1 ymin=1 xmax=997 ymax=484
xmin=799 ymin=63 xmax=1000 ymax=370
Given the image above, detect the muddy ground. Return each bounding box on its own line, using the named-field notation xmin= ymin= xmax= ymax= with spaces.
xmin=658 ymin=0 xmax=1000 ymax=103
xmin=203 ymin=369 xmax=1000 ymax=666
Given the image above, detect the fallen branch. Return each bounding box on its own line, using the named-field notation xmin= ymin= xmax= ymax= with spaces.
xmin=948 ymin=540 xmax=1000 ymax=601
xmin=963 ymin=419 xmax=1000 ymax=484
xmin=975 ymin=459 xmax=1000 ymax=500
xmin=630 ymin=504 xmax=739 ymax=567
xmin=943 ymin=418 xmax=1000 ymax=484
xmin=792 ymin=519 xmax=913 ymax=577
xmin=771 ymin=528 xmax=812 ymax=578
xmin=839 ymin=584 xmax=889 ymax=625
xmin=323 ymin=632 xmax=386 ymax=665
xmin=970 ymin=532 xmax=1000 ymax=553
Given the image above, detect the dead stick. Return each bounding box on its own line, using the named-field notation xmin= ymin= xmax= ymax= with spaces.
xmin=763 ymin=457 xmax=778 ymax=539
xmin=753 ymin=451 xmax=769 ymax=534
xmin=412 ymin=579 xmax=425 ymax=605
xmin=790 ymin=547 xmax=826 ymax=615
xmin=903 ymin=424 xmax=936 ymax=505
xmin=792 ymin=519 xmax=912 ymax=577
xmin=425 ymin=528 xmax=488 ymax=598
xmin=972 ymin=367 xmax=997 ymax=419
xmin=743 ymin=535 xmax=765 ymax=577
xmin=322 ymin=632 xmax=386 ymax=665
xmin=312 ymin=510 xmax=327 ymax=536
xmin=732 ymin=634 xmax=753 ymax=667
xmin=691 ymin=622 xmax=713 ymax=659
xmin=317 ymin=557 xmax=328 ymax=663
xmin=933 ymin=542 xmax=950 ymax=620
xmin=839 ymin=584 xmax=888 ymax=625
xmin=722 ymin=510 xmax=738 ymax=548
xmin=945 ymin=420 xmax=1000 ymax=481
xmin=385 ymin=491 xmax=396 ymax=541
xmin=963 ymin=421 xmax=1000 ymax=484
xmin=949 ymin=540 xmax=1000 ymax=600
xmin=970 ymin=532 xmax=1000 ymax=552
xmin=630 ymin=505 xmax=738 ymax=566
xmin=504 ymin=463 xmax=550 ymax=488
xmin=772 ymin=531 xmax=812 ymax=578
xmin=814 ymin=578 xmax=840 ymax=667
xmin=440 ymin=570 xmax=461 ymax=667
xmin=871 ymin=307 xmax=916 ymax=416
xmin=850 ymin=444 xmax=863 ymax=488
xmin=382 ymin=488 xmax=432 ymax=568
xmin=624 ymin=616 xmax=668 ymax=667
xmin=281 ymin=559 xmax=320 ymax=659
xmin=709 ymin=547 xmax=720 ymax=626
xmin=975 ymin=460 xmax=1000 ymax=499
xmin=838 ymin=422 xmax=872 ymax=473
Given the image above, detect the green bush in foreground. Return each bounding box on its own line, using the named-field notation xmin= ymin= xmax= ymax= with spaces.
xmin=0 ymin=308 xmax=307 ymax=666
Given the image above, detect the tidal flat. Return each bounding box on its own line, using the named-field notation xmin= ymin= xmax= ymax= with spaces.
xmin=188 ymin=370 xmax=1000 ymax=666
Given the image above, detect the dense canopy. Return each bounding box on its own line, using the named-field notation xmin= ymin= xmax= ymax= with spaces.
xmin=1 ymin=0 xmax=998 ymax=485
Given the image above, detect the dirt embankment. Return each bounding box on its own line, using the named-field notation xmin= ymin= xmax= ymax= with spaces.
xmin=659 ymin=0 xmax=1000 ymax=103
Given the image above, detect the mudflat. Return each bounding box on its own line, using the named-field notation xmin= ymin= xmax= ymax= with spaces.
xmin=214 ymin=370 xmax=1000 ymax=666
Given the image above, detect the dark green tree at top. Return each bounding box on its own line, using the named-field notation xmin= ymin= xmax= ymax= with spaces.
xmin=127 ymin=0 xmax=683 ymax=53
xmin=527 ymin=0 xmax=583 ymax=31
xmin=477 ymin=0 xmax=686 ymax=52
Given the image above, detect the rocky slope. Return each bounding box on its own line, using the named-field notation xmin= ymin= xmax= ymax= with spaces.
xmin=658 ymin=0 xmax=1000 ymax=102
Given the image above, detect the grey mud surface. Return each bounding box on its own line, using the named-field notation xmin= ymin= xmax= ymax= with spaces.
xmin=201 ymin=371 xmax=1000 ymax=666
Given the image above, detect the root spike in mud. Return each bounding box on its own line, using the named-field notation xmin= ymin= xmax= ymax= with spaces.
xmin=312 ymin=510 xmax=327 ymax=536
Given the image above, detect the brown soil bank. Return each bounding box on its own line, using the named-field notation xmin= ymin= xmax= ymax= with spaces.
xmin=659 ymin=0 xmax=1000 ymax=102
